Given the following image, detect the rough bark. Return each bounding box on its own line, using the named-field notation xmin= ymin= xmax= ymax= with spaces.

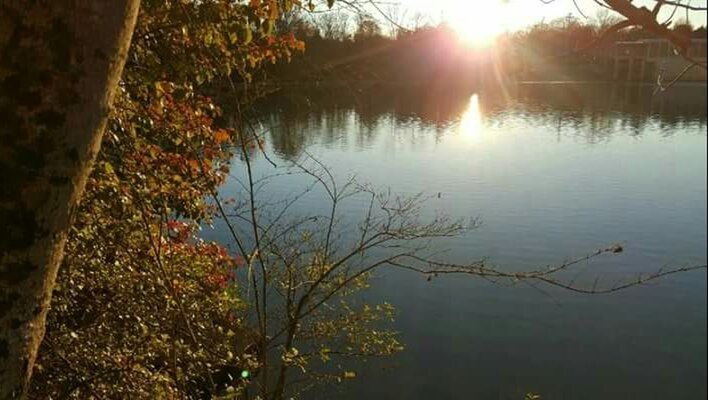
xmin=0 ymin=1 xmax=140 ymax=397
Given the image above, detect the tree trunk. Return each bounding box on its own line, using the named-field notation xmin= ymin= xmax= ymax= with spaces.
xmin=0 ymin=1 xmax=139 ymax=397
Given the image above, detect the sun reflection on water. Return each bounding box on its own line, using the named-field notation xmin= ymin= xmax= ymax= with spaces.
xmin=458 ymin=93 xmax=484 ymax=143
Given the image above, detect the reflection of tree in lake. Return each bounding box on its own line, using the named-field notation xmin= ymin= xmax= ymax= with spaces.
xmin=508 ymin=82 xmax=707 ymax=120
xmin=258 ymin=84 xmax=706 ymax=159
xmin=261 ymin=87 xmax=472 ymax=159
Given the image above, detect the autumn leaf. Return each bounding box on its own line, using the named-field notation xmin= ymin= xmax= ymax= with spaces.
xmin=214 ymin=129 xmax=230 ymax=143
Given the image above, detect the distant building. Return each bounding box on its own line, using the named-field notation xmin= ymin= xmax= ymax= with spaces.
xmin=611 ymin=38 xmax=707 ymax=82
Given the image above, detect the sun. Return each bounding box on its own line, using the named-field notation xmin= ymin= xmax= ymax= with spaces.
xmin=446 ymin=1 xmax=506 ymax=47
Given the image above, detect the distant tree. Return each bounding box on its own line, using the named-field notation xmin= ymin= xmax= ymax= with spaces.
xmin=383 ymin=5 xmax=407 ymax=38
xmin=410 ymin=11 xmax=430 ymax=31
xmin=693 ymin=26 xmax=708 ymax=39
xmin=673 ymin=18 xmax=694 ymax=38
xmin=319 ymin=10 xmax=351 ymax=41
xmin=354 ymin=16 xmax=383 ymax=41
xmin=594 ymin=8 xmax=624 ymax=32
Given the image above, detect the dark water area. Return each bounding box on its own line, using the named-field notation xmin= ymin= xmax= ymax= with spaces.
xmin=210 ymin=82 xmax=707 ymax=399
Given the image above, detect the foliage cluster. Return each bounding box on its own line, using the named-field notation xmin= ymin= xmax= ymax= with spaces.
xmin=31 ymin=0 xmax=305 ymax=397
xmin=30 ymin=1 xmax=407 ymax=398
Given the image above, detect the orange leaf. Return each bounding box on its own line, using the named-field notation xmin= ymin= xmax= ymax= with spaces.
xmin=214 ymin=129 xmax=230 ymax=144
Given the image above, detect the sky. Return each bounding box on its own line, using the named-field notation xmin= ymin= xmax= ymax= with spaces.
xmin=386 ymin=0 xmax=708 ymax=33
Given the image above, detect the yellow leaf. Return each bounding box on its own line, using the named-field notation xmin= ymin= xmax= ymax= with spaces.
xmin=104 ymin=162 xmax=115 ymax=175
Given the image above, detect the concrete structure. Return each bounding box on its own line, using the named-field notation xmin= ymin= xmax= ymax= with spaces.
xmin=612 ymin=38 xmax=707 ymax=82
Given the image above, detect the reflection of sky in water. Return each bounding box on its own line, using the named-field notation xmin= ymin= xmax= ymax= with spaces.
xmin=210 ymin=83 xmax=707 ymax=400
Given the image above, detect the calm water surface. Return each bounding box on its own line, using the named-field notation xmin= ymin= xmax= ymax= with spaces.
xmin=212 ymin=83 xmax=707 ymax=399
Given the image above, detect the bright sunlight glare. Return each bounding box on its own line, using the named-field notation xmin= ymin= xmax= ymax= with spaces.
xmin=458 ymin=94 xmax=484 ymax=143
xmin=446 ymin=0 xmax=507 ymax=47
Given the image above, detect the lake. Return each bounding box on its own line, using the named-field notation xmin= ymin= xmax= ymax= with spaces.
xmin=208 ymin=82 xmax=707 ymax=399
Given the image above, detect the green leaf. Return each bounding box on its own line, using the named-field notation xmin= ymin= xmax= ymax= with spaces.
xmin=104 ymin=162 xmax=115 ymax=175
